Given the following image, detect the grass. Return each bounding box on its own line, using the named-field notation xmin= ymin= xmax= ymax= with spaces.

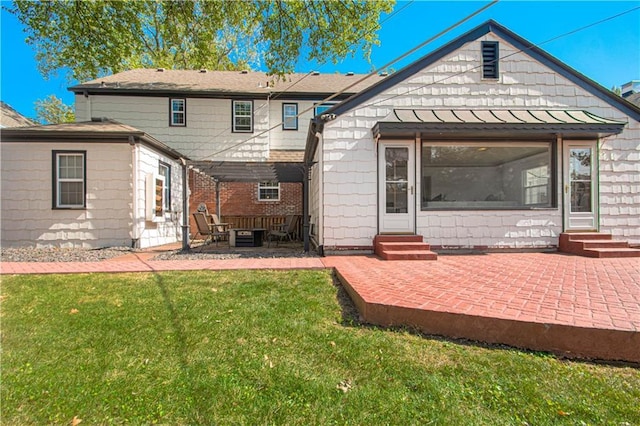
xmin=1 ymin=270 xmax=639 ymax=425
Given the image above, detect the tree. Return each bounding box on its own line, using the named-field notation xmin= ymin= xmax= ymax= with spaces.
xmin=611 ymin=86 xmax=622 ymax=96
xmin=8 ymin=0 xmax=394 ymax=82
xmin=34 ymin=95 xmax=75 ymax=124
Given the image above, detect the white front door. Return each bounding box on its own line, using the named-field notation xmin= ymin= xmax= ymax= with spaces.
xmin=379 ymin=141 xmax=415 ymax=233
xmin=563 ymin=141 xmax=598 ymax=231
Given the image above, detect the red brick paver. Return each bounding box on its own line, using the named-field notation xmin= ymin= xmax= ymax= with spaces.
xmin=2 ymin=251 xmax=638 ymax=362
xmin=323 ymin=253 xmax=640 ymax=362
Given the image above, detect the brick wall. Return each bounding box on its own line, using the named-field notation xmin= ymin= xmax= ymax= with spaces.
xmin=188 ymin=169 xmax=302 ymax=236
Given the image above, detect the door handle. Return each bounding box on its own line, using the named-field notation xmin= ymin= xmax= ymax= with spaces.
xmin=410 ymin=185 xmax=414 ymax=195
xmin=565 ymin=184 xmax=569 ymax=194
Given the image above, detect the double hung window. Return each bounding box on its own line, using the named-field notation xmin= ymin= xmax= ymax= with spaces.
xmin=158 ymin=162 xmax=171 ymax=212
xmin=170 ymin=98 xmax=186 ymax=126
xmin=233 ymin=100 xmax=253 ymax=132
xmin=53 ymin=151 xmax=86 ymax=209
xmin=282 ymin=103 xmax=298 ymax=130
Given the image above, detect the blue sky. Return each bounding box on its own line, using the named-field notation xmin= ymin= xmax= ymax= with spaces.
xmin=1 ymin=1 xmax=639 ymax=121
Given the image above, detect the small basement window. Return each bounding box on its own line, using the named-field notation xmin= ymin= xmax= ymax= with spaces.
xmin=258 ymin=181 xmax=280 ymax=201
xmin=481 ymin=41 xmax=499 ymax=79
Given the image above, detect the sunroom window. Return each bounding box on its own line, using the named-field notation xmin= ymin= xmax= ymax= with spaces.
xmin=421 ymin=142 xmax=553 ymax=210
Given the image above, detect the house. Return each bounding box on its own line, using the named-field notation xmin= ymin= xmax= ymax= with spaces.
xmin=1 ymin=119 xmax=187 ymax=249
xmin=0 ymin=101 xmax=37 ymax=128
xmin=304 ymin=20 xmax=640 ymax=256
xmin=68 ymin=70 xmax=383 ymax=234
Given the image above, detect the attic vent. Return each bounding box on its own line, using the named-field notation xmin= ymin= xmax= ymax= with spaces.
xmin=199 ymin=69 xmax=207 ymax=73
xmin=481 ymin=41 xmax=499 ymax=79
xmin=346 ymin=71 xmax=354 ymax=76
xmin=312 ymin=71 xmax=320 ymax=76
xmin=91 ymin=117 xmax=109 ymax=122
xmin=240 ymin=70 xmax=248 ymax=74
xmin=156 ymin=68 xmax=165 ymax=72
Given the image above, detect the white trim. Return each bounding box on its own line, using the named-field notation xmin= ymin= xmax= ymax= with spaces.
xmin=563 ymin=140 xmax=599 ymax=231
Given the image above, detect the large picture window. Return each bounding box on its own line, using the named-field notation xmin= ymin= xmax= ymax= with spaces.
xmin=421 ymin=142 xmax=553 ymax=210
xmin=53 ymin=151 xmax=86 ymax=209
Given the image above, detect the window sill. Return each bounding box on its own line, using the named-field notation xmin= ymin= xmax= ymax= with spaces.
xmin=421 ymin=206 xmax=557 ymax=211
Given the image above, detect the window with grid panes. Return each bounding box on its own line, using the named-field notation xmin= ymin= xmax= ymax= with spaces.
xmin=258 ymin=181 xmax=280 ymax=201
xmin=53 ymin=151 xmax=85 ymax=208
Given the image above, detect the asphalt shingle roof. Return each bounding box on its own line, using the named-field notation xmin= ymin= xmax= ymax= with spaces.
xmin=70 ymin=69 xmax=386 ymax=97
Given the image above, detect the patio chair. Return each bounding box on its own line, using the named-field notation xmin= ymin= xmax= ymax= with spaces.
xmin=209 ymin=214 xmax=230 ymax=241
xmin=267 ymin=215 xmax=298 ymax=247
xmin=191 ymin=212 xmax=229 ymax=246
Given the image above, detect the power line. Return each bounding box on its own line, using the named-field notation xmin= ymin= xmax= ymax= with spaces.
xmin=203 ymin=0 xmax=499 ymax=160
xmin=183 ymin=0 xmax=417 ymax=159
xmin=357 ymin=5 xmax=640 ymax=110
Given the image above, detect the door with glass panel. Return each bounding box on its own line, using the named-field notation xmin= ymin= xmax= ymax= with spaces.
xmin=563 ymin=141 xmax=598 ymax=230
xmin=379 ymin=141 xmax=415 ymax=233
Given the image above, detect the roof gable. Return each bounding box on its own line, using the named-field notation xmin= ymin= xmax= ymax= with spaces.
xmin=326 ymin=20 xmax=640 ymax=122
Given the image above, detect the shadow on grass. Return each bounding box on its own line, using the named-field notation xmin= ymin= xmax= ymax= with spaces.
xmin=150 ymin=270 xmax=219 ymax=420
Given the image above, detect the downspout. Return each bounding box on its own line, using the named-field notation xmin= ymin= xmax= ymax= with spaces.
xmin=303 ymin=164 xmax=310 ymax=252
xmin=317 ymin=131 xmax=324 ymax=251
xmin=215 ymin=178 xmax=221 ymax=218
xmin=129 ymin=136 xmax=140 ymax=249
xmin=181 ymin=159 xmax=190 ymax=251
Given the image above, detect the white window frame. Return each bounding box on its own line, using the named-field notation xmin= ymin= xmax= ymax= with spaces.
xmin=258 ymin=181 xmax=280 ymax=201
xmin=158 ymin=162 xmax=171 ymax=212
xmin=53 ymin=151 xmax=86 ymax=209
xmin=170 ymin=98 xmax=186 ymax=126
xmin=282 ymin=103 xmax=298 ymax=130
xmin=233 ymin=100 xmax=253 ymax=132
xmin=314 ymin=102 xmax=338 ymax=116
xmin=523 ymin=165 xmax=550 ymax=206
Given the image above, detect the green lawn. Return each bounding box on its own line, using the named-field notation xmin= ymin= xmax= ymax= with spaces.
xmin=2 ymin=270 xmax=638 ymax=425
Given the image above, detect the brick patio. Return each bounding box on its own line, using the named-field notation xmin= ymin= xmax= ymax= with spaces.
xmin=2 ymin=250 xmax=638 ymax=362
xmin=323 ymin=253 xmax=640 ymax=363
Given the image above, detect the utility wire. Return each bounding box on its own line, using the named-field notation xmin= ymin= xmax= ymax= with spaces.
xmin=185 ymin=0 xmax=417 ymax=159
xmin=356 ymin=5 xmax=640 ymax=110
xmin=203 ymin=0 xmax=499 ymax=160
